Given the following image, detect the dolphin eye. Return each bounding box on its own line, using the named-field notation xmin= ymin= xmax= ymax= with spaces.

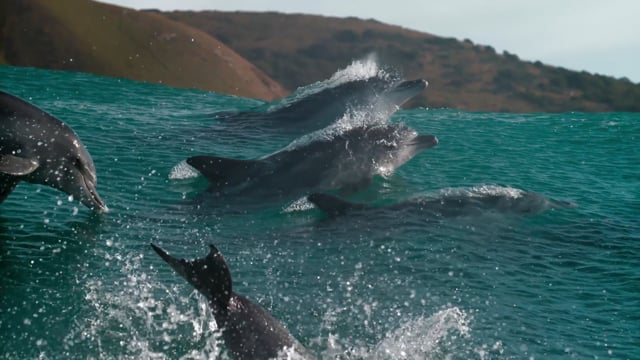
xmin=73 ymin=156 xmax=84 ymax=169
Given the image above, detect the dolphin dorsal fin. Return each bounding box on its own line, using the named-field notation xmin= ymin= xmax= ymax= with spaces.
xmin=0 ymin=155 xmax=39 ymax=176
xmin=307 ymin=192 xmax=367 ymax=216
xmin=186 ymin=155 xmax=265 ymax=187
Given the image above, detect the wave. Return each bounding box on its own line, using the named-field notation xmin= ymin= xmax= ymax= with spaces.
xmin=371 ymin=307 xmax=471 ymax=359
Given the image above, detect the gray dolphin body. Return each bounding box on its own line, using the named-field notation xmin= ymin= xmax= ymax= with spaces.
xmin=186 ymin=123 xmax=438 ymax=200
xmin=216 ymin=77 xmax=427 ymax=134
xmin=0 ymin=91 xmax=107 ymax=212
xmin=308 ymin=189 xmax=576 ymax=218
xmin=151 ymin=243 xmax=312 ymax=360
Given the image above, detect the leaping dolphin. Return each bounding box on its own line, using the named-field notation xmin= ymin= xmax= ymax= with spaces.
xmin=186 ymin=123 xmax=438 ymax=200
xmin=0 ymin=90 xmax=107 ymax=212
xmin=216 ymin=77 xmax=428 ymax=135
xmin=150 ymin=243 xmax=312 ymax=359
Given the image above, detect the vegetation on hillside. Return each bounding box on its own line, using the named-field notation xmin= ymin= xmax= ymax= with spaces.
xmin=1 ymin=0 xmax=637 ymax=111
xmin=164 ymin=11 xmax=640 ymax=112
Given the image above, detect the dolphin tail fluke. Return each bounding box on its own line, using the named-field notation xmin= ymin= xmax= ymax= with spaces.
xmin=307 ymin=192 xmax=367 ymax=216
xmin=186 ymin=155 xmax=265 ymax=187
xmin=150 ymin=243 xmax=232 ymax=310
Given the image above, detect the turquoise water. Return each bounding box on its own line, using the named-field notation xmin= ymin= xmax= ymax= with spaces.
xmin=1 ymin=64 xmax=638 ymax=359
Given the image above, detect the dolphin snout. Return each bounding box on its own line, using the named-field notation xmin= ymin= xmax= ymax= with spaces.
xmin=81 ymin=175 xmax=108 ymax=213
xmin=413 ymin=134 xmax=438 ymax=150
xmin=88 ymin=188 xmax=108 ymax=213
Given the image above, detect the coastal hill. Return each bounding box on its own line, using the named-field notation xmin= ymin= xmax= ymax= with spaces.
xmin=1 ymin=0 xmax=638 ymax=111
xmin=0 ymin=0 xmax=286 ymax=100
xmin=163 ymin=11 xmax=640 ymax=112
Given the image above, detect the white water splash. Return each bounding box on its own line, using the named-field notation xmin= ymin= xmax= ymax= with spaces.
xmin=64 ymin=248 xmax=223 ymax=359
xmin=372 ymin=307 xmax=471 ymax=359
xmin=436 ymin=185 xmax=525 ymax=199
xmin=273 ymin=55 xmax=398 ymax=111
xmin=275 ymin=345 xmax=313 ymax=360
xmin=169 ymin=161 xmax=201 ymax=180
xmin=282 ymin=197 xmax=316 ymax=213
xmin=278 ymin=107 xmax=394 ymax=153
xmin=326 ymin=55 xmax=387 ymax=86
xmin=313 ymin=306 xmax=472 ymax=359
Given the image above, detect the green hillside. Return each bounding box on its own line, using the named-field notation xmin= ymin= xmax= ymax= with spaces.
xmin=1 ymin=1 xmax=638 ymax=111
xmin=0 ymin=0 xmax=286 ymax=100
xmin=164 ymin=11 xmax=640 ymax=112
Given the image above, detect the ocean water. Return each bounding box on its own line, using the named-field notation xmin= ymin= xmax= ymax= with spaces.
xmin=0 ymin=63 xmax=638 ymax=359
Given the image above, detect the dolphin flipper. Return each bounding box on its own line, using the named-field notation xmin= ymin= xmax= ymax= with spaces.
xmin=0 ymin=155 xmax=38 ymax=203
xmin=307 ymin=192 xmax=368 ymax=216
xmin=186 ymin=155 xmax=267 ymax=188
xmin=0 ymin=155 xmax=39 ymax=176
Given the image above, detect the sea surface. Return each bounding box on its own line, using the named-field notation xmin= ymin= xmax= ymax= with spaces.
xmin=0 ymin=63 xmax=638 ymax=359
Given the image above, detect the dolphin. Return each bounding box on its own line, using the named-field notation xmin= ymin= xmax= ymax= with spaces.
xmin=150 ymin=243 xmax=312 ymax=360
xmin=216 ymin=77 xmax=428 ymax=134
xmin=0 ymin=90 xmax=107 ymax=212
xmin=308 ymin=187 xmax=576 ymax=218
xmin=186 ymin=123 xmax=438 ymax=200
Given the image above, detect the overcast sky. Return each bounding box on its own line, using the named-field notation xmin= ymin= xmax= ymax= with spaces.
xmin=101 ymin=0 xmax=640 ymax=83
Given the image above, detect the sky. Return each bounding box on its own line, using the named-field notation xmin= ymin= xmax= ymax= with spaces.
xmin=101 ymin=0 xmax=640 ymax=83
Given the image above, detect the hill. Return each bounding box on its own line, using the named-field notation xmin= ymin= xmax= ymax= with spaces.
xmin=163 ymin=11 xmax=640 ymax=112
xmin=0 ymin=0 xmax=286 ymax=100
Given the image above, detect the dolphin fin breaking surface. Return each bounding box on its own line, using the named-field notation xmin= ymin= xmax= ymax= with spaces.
xmin=186 ymin=155 xmax=268 ymax=188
